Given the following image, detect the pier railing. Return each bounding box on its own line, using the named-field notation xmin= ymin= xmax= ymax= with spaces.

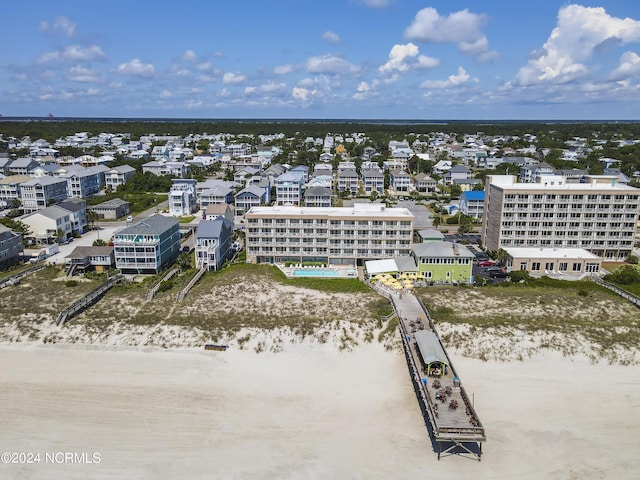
xmin=592 ymin=276 xmax=640 ymax=308
xmin=146 ymin=267 xmax=179 ymax=302
xmin=0 ymin=264 xmax=47 ymax=290
xmin=56 ymin=274 xmax=124 ymax=326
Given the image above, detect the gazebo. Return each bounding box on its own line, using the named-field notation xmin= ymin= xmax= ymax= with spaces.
xmin=413 ymin=330 xmax=449 ymax=377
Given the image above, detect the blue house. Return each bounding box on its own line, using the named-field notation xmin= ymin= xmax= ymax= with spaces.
xmin=195 ymin=218 xmax=234 ymax=270
xmin=113 ymin=214 xmax=181 ymax=274
xmin=459 ymin=190 xmax=485 ymax=219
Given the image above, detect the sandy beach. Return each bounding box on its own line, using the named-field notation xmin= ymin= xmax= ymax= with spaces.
xmin=1 ymin=343 xmax=639 ymax=480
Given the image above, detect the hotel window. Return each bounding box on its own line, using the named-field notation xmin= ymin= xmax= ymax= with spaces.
xmin=531 ymin=262 xmax=541 ymax=271
xmin=520 ymin=262 xmax=527 ymax=270
xmin=572 ymin=263 xmax=582 ymax=272
xmin=545 ymin=262 xmax=554 ymax=271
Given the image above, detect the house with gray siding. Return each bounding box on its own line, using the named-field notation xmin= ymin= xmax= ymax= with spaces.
xmin=113 ymin=214 xmax=181 ymax=274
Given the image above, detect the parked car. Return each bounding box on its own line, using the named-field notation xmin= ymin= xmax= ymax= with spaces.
xmin=488 ymin=270 xmax=509 ymax=278
xmin=478 ymin=260 xmax=496 ymax=267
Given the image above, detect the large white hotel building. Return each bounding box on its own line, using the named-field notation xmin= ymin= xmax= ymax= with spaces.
xmin=482 ymin=175 xmax=640 ymax=261
xmin=245 ymin=204 xmax=414 ymax=266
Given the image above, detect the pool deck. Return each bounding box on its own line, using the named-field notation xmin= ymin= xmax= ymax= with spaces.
xmin=277 ymin=264 xmax=358 ymax=278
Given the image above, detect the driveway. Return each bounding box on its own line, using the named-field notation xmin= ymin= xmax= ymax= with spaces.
xmin=47 ymin=226 xmax=121 ymax=265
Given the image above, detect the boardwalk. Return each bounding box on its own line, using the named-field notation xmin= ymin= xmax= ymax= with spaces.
xmin=381 ymin=286 xmax=486 ymax=460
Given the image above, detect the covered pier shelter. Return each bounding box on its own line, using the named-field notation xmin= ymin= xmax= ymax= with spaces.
xmin=414 ymin=330 xmax=449 ymax=378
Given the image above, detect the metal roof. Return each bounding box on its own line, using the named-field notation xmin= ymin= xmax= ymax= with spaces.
xmin=414 ymin=330 xmax=449 ymax=366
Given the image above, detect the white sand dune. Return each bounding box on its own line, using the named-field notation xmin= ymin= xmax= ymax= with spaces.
xmin=1 ymin=344 xmax=638 ymax=480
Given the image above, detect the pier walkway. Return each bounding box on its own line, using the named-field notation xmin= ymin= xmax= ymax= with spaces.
xmin=376 ymin=285 xmax=486 ymax=460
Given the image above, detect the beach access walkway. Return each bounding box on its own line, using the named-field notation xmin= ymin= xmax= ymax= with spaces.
xmin=373 ymin=284 xmax=486 ymax=460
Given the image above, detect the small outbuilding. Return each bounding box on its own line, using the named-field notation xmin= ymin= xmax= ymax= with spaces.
xmin=413 ymin=330 xmax=449 ymax=377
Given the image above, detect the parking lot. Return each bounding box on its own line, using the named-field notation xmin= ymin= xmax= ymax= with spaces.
xmin=45 ymin=226 xmax=121 ymax=265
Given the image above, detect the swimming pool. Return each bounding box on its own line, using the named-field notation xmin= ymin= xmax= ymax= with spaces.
xmin=292 ymin=268 xmax=339 ymax=277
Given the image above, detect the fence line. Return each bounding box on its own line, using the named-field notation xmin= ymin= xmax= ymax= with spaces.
xmin=592 ymin=276 xmax=640 ymax=308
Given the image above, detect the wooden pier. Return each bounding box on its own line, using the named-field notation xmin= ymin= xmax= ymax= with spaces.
xmin=389 ymin=289 xmax=486 ymax=460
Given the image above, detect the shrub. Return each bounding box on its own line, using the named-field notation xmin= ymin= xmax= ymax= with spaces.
xmin=604 ymin=265 xmax=640 ymax=285
xmin=508 ymin=270 xmax=531 ymax=283
xmin=65 ymin=280 xmax=78 ymax=287
xmin=157 ymin=280 xmax=174 ymax=292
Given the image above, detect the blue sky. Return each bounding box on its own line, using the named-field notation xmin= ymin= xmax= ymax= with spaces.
xmin=2 ymin=1 xmax=640 ymax=119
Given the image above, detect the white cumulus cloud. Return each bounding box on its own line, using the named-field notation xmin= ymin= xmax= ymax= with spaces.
xmin=244 ymin=82 xmax=287 ymax=95
xmin=515 ymin=5 xmax=640 ymax=86
xmin=379 ymin=43 xmax=419 ymax=73
xmin=116 ymin=59 xmax=155 ymax=78
xmin=420 ymin=66 xmax=475 ymax=89
xmin=306 ymin=54 xmax=359 ymax=75
xmin=223 ymin=72 xmax=247 ymax=84
xmin=274 ymin=64 xmax=294 ymax=75
xmin=405 ymin=8 xmax=495 ymax=60
xmin=321 ymin=30 xmax=341 ymax=43
xmin=293 ymin=87 xmax=314 ymax=102
xmin=37 ymin=45 xmax=106 ymax=64
xmin=181 ymin=50 xmax=198 ymax=63
xmin=609 ymin=51 xmax=640 ymax=81
xmin=67 ymin=65 xmax=101 ymax=83
xmin=39 ymin=16 xmax=76 ymax=37
xmin=416 ymin=55 xmax=440 ymax=69
xmin=161 ymin=90 xmax=172 ymax=98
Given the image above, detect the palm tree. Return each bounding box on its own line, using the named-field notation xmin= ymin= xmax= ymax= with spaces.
xmin=86 ymin=209 xmax=99 ymax=231
xmin=432 ymin=215 xmax=442 ymax=230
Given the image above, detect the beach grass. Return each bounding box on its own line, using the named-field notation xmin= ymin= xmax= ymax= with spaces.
xmin=418 ymin=280 xmax=640 ymax=362
xmin=71 ymin=263 xmax=384 ymax=341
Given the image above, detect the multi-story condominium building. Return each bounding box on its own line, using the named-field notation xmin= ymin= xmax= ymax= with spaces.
xmin=198 ymin=185 xmax=235 ymax=209
xmin=20 ymin=176 xmax=68 ymax=213
xmin=57 ymin=199 xmax=88 ymax=234
xmin=194 ymin=217 xmax=234 ymax=270
xmin=0 ymin=175 xmax=32 ymax=204
xmin=520 ymin=163 xmax=555 ymax=183
xmin=459 ymin=190 xmax=485 ymax=219
xmin=90 ymin=198 xmax=130 ymax=220
xmin=21 ymin=205 xmax=73 ymax=243
xmin=246 ymin=176 xmax=271 ymax=204
xmin=290 ymin=165 xmax=309 ymax=183
xmin=141 ymin=161 xmax=189 ymax=178
xmin=482 ymin=175 xmax=640 ymax=261
xmin=227 ymin=143 xmax=251 ymax=158
xmin=389 ymin=169 xmax=411 ymax=192
xmin=234 ymin=185 xmax=267 ymax=214
xmin=168 ymin=179 xmax=197 ymax=217
xmin=361 ymin=169 xmax=384 ymax=194
xmin=442 ymin=165 xmax=471 ymax=186
xmin=245 ymin=204 xmax=414 ymax=266
xmin=304 ymin=186 xmax=332 ymax=208
xmin=337 ymin=169 xmax=359 ymax=194
xmin=275 ymin=171 xmax=304 ymax=206
xmin=105 ymin=165 xmax=136 ymax=190
xmin=0 ymin=224 xmax=23 ymax=270
xmin=7 ymin=157 xmax=39 ymax=175
xmin=413 ymin=173 xmax=437 ymax=193
xmin=61 ymin=165 xmax=107 ymax=198
xmin=113 ymin=214 xmax=181 ymax=274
